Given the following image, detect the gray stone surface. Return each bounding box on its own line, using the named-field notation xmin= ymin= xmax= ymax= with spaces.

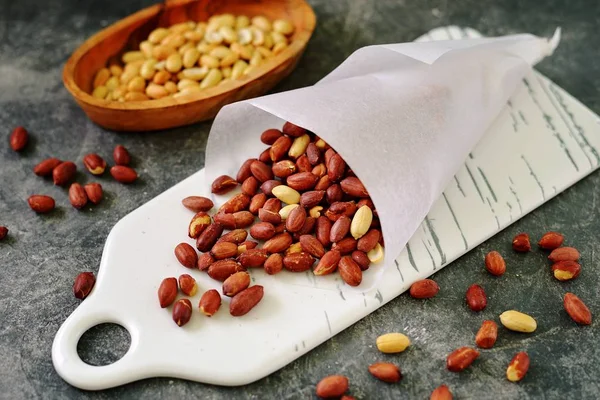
xmin=0 ymin=0 xmax=599 ymax=398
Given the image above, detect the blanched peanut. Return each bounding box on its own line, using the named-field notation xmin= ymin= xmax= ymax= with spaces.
xmin=222 ymin=67 xmax=232 ymax=78
xmin=271 ymin=31 xmax=287 ymax=44
xmin=166 ymin=53 xmax=183 ymax=73
xmin=92 ymin=86 xmax=108 ymax=99
xmin=237 ymin=28 xmax=252 ymax=45
xmin=173 ymin=86 xmax=202 ymax=98
xmin=140 ymin=41 xmax=154 ymax=58
xmin=200 ymin=68 xmax=222 ymax=89
xmin=220 ymin=26 xmax=237 ymax=44
xmin=257 ymin=47 xmax=272 ymax=58
xmin=220 ymin=52 xmax=238 ymax=67
xmin=251 ymin=16 xmax=271 ymax=32
xmin=235 ymin=15 xmax=250 ymax=30
xmin=177 ymin=79 xmax=200 ymax=91
xmin=263 ymin=33 xmax=274 ymax=50
xmin=125 ymin=92 xmax=149 ymax=101
xmin=152 ymin=45 xmax=175 ymax=61
xmin=178 ymin=42 xmax=195 ymax=55
xmin=273 ymin=42 xmax=287 ymax=55
xmin=120 ymin=70 xmax=137 ymax=85
xmin=127 ymin=76 xmax=146 ymax=93
xmin=153 ymin=70 xmax=171 ymax=85
xmin=164 ymin=81 xmax=178 ymax=94
xmin=140 ymin=59 xmax=157 ymax=80
xmin=231 ymin=60 xmax=248 ymax=79
xmin=184 ymin=30 xmax=204 ymax=42
xmin=273 ymin=19 xmax=294 ymax=35
xmin=200 ymin=55 xmax=219 ymax=68
xmin=170 ymin=21 xmax=193 ymax=33
xmin=93 ymin=68 xmax=110 ymax=88
xmin=183 ymin=48 xmax=200 ymax=68
xmin=161 ymin=33 xmax=185 ymax=49
xmin=210 ymin=46 xmax=232 ymax=59
xmin=205 ymin=31 xmax=223 ymax=44
xmin=122 ymin=51 xmax=144 ymax=63
xmin=146 ymin=83 xmax=169 ymax=99
xmin=180 ymin=67 xmax=209 ymax=81
xmin=109 ymin=65 xmax=123 ymax=77
xmin=148 ymin=27 xmax=169 ymax=44
xmin=249 ymin=50 xmax=262 ymax=67
xmin=105 ymin=76 xmax=120 ymax=90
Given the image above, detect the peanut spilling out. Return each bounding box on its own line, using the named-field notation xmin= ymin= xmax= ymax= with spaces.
xmin=91 ymin=14 xmax=295 ymax=101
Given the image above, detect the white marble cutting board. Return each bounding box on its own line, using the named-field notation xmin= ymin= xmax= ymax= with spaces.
xmin=52 ymin=27 xmax=600 ymax=390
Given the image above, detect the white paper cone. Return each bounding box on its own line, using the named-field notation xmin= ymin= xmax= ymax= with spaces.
xmin=205 ymin=30 xmax=560 ymax=290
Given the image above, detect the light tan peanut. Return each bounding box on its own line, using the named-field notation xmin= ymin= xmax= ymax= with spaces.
xmin=351 ymin=205 xmax=373 ymax=239
xmin=200 ymin=55 xmax=220 ymax=68
xmin=236 ymin=15 xmax=250 ymax=29
xmin=120 ymin=69 xmax=137 ymax=85
xmin=173 ymin=86 xmax=202 ymax=98
xmin=222 ymin=67 xmax=232 ymax=78
xmin=125 ymin=92 xmax=149 ymax=101
xmin=184 ymin=30 xmax=204 ymax=42
xmin=218 ymin=14 xmax=235 ymax=28
xmin=122 ymin=51 xmax=144 ymax=63
xmin=220 ymin=78 xmax=230 ymax=86
xmin=149 ymin=27 xmax=169 ymax=44
xmin=127 ymin=76 xmax=146 ymax=93
xmin=154 ymin=60 xmax=166 ymax=70
xmin=205 ymin=31 xmax=223 ymax=44
xmin=251 ymin=27 xmax=265 ymax=46
xmin=139 ymin=59 xmax=156 ymax=80
xmin=178 ymin=41 xmax=195 ymax=55
xmin=273 ymin=19 xmax=294 ymax=35
xmin=376 ymin=333 xmax=410 ymax=353
xmin=289 ymin=134 xmax=310 ymax=158
xmin=251 ymin=16 xmax=271 ymax=31
xmin=140 ymin=40 xmax=154 ymax=58
xmin=109 ymin=65 xmax=123 ymax=77
xmin=249 ymin=50 xmax=263 ymax=66
xmin=200 ymin=68 xmax=222 ymax=89
xmin=257 ymin=46 xmax=272 ymax=58
xmin=210 ymin=45 xmax=232 ymax=59
xmin=196 ymin=41 xmax=215 ymax=54
xmin=161 ymin=33 xmax=185 ymax=49
xmin=220 ymin=52 xmax=239 ymax=67
xmin=237 ymin=28 xmax=253 ymax=45
xmin=170 ymin=21 xmax=193 ymax=34
xmin=243 ymin=65 xmax=256 ymax=76
xmin=263 ymin=33 xmax=274 ymax=49
xmin=180 ymin=67 xmax=209 ymax=81
xmin=93 ymin=68 xmax=110 ymax=88
xmin=272 ymin=185 xmax=301 ymax=204
xmin=164 ymin=81 xmax=178 ymax=94
xmin=220 ymin=26 xmax=237 ymax=43
xmin=92 ymin=86 xmax=108 ymax=99
xmin=153 ymin=70 xmax=171 ymax=85
xmin=500 ymin=310 xmax=537 ymax=333
xmin=271 ymin=31 xmax=287 ymax=44
xmin=105 ymin=76 xmax=120 ymax=90
xmin=272 ymin=42 xmax=288 ymax=55
xmin=183 ymin=48 xmax=200 ymax=68
xmin=231 ymin=60 xmax=248 ymax=79
xmin=152 ymin=45 xmax=175 ymax=61
xmin=112 ymin=86 xmax=127 ymax=100
xmin=177 ymin=79 xmax=200 ymax=91
xmin=166 ymin=53 xmax=183 ymax=73
xmin=367 ymin=243 xmax=384 ymax=263
xmin=146 ymin=83 xmax=169 ymax=99
xmin=310 ymin=206 xmax=323 ymax=218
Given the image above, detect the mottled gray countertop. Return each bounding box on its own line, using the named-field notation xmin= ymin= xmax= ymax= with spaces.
xmin=1 ymin=0 xmax=599 ymax=398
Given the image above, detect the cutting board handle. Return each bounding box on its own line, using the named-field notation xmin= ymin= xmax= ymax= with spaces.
xmin=52 ymin=298 xmax=144 ymax=390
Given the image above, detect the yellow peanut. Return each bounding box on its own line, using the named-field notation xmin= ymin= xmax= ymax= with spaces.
xmin=231 ymin=60 xmax=248 ymax=79
xmin=93 ymin=68 xmax=110 ymax=88
xmin=249 ymin=50 xmax=263 ymax=67
xmin=140 ymin=40 xmax=154 ymax=58
xmin=140 ymin=59 xmax=157 ymax=80
xmin=146 ymin=83 xmax=169 ymax=99
xmin=152 ymin=70 xmax=171 ymax=85
xmin=109 ymin=65 xmax=123 ymax=77
xmin=220 ymin=52 xmax=238 ymax=67
xmin=183 ymin=48 xmax=200 ymax=68
xmin=166 ymin=53 xmax=183 ymax=73
xmin=376 ymin=333 xmax=410 ymax=354
xmin=184 ymin=30 xmax=204 ymax=42
xmin=500 ymin=311 xmax=537 ymax=333
xmin=257 ymin=46 xmax=272 ymax=58
xmin=178 ymin=42 xmax=195 ymax=55
xmin=180 ymin=67 xmax=209 ymax=81
xmin=148 ymin=27 xmax=169 ymax=44
xmin=152 ymin=45 xmax=175 ymax=61
xmin=219 ymin=26 xmax=237 ymax=44
xmin=127 ymin=76 xmax=146 ymax=93
xmin=222 ymin=67 xmax=232 ymax=78
xmin=105 ymin=76 xmax=120 ymax=90
xmin=92 ymin=86 xmax=108 ymax=99
xmin=251 ymin=15 xmax=271 ymax=32
xmin=200 ymin=55 xmax=219 ymax=68
xmin=164 ymin=81 xmax=178 ymax=94
xmin=161 ymin=33 xmax=185 ymax=49
xmin=122 ymin=51 xmax=144 ymax=63
xmin=173 ymin=86 xmax=202 ymax=98
xmin=272 ymin=42 xmax=288 ymax=55
xmin=177 ymin=79 xmax=200 ymax=91
xmin=125 ymin=92 xmax=149 ymax=101
xmin=235 ymin=15 xmax=250 ymax=30
xmin=273 ymin=19 xmax=294 ymax=35
xmin=199 ymin=68 xmax=222 ymax=89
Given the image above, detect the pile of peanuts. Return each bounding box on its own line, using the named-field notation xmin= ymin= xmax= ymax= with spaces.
xmin=158 ymin=121 xmax=385 ymax=326
xmin=91 ymin=14 xmax=295 ymax=101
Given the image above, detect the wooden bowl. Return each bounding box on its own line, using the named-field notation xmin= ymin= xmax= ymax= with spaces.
xmin=63 ymin=0 xmax=316 ymax=132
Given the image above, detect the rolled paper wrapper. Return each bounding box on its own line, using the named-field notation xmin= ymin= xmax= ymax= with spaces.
xmin=205 ymin=29 xmax=560 ymax=290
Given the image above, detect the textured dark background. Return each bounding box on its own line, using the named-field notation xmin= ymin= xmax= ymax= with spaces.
xmin=0 ymin=0 xmax=599 ymax=398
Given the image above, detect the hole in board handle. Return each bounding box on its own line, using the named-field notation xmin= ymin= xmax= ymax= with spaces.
xmin=77 ymin=323 xmax=131 ymax=366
